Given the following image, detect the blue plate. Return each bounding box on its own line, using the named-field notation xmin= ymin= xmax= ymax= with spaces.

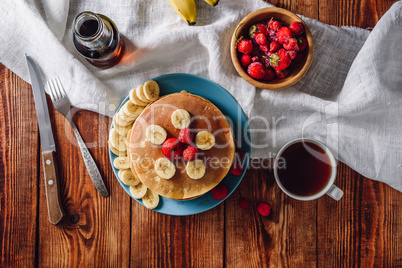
xmin=109 ymin=73 xmax=251 ymax=216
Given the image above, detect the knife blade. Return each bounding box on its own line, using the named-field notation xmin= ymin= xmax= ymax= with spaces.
xmin=26 ymin=55 xmax=64 ymax=225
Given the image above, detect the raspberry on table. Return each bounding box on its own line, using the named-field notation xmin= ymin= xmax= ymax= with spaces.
xmin=257 ymin=202 xmax=271 ymax=216
xmin=239 ymin=198 xmax=250 ymax=210
xmin=289 ymin=21 xmax=305 ymax=35
xmin=240 ymin=54 xmax=251 ymax=67
xmin=276 ymin=26 xmax=293 ymax=44
xmin=211 ymin=184 xmax=228 ymax=200
xmin=247 ymin=62 xmax=266 ymax=80
xmin=237 ymin=39 xmax=253 ymax=54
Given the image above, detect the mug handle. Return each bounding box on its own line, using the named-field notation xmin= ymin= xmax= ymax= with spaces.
xmin=326 ymin=184 xmax=344 ymax=201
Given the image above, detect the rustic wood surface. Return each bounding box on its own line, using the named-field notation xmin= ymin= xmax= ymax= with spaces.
xmin=1 ymin=0 xmax=402 ymax=267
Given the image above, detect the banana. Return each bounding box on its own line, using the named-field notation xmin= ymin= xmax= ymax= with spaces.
xmin=195 ymin=131 xmax=215 ymax=150
xmin=122 ymin=101 xmax=144 ymax=119
xmin=118 ymin=169 xmax=129 ymax=179
xmin=110 ymin=128 xmax=127 ymax=151
xmin=142 ymin=189 xmax=160 ymax=209
xmin=145 ymin=124 xmax=167 ymax=145
xmin=108 ymin=140 xmax=127 ymax=156
xmin=129 ymin=88 xmax=148 ymax=106
xmin=120 ymin=169 xmax=140 ymax=186
xmin=167 ymin=0 xmax=196 ymax=25
xmin=130 ymin=182 xmax=148 ymax=199
xmin=204 ymin=0 xmax=219 ymax=6
xmin=186 ymin=159 xmax=206 ymax=179
xmin=114 ymin=112 xmax=131 ymax=127
xmin=154 ymin=158 xmax=176 ymax=179
xmin=117 ymin=110 xmax=135 ymax=124
xmin=136 ymin=85 xmax=150 ymax=103
xmin=113 ymin=156 xmax=130 ymax=170
xmin=171 ymin=109 xmax=191 ymax=129
xmin=114 ymin=123 xmax=132 ymax=137
xmin=143 ymin=80 xmax=160 ymax=102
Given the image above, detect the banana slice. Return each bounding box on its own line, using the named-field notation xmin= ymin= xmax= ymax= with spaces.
xmin=145 ymin=124 xmax=167 ymax=145
xmin=154 ymin=158 xmax=176 ymax=179
xmin=122 ymin=101 xmax=144 ymax=118
xmin=120 ymin=169 xmax=140 ymax=186
xmin=129 ymin=88 xmax=148 ymax=106
xmin=117 ymin=110 xmax=135 ymax=124
xmin=186 ymin=159 xmax=206 ymax=180
xmin=171 ymin=109 xmax=191 ymax=129
xmin=195 ymin=131 xmax=215 ymax=150
xmin=114 ymin=113 xmax=132 ymax=127
xmin=136 ymin=85 xmax=150 ymax=103
xmin=130 ymin=182 xmax=148 ymax=199
xmin=142 ymin=189 xmax=160 ymax=209
xmin=108 ymin=140 xmax=127 ymax=156
xmin=118 ymin=169 xmax=129 ymax=179
xmin=113 ymin=156 xmax=130 ymax=170
xmin=114 ymin=123 xmax=132 ymax=137
xmin=143 ymin=80 xmax=160 ymax=102
xmin=110 ymin=128 xmax=127 ymax=151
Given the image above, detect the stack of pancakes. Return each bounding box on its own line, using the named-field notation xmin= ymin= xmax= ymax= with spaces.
xmin=127 ymin=93 xmax=235 ymax=200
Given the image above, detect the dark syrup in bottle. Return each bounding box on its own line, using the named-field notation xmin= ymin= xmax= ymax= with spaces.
xmin=72 ymin=11 xmax=125 ymax=68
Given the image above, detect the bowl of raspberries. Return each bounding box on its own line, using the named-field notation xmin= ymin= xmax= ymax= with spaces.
xmin=230 ymin=7 xmax=314 ymax=90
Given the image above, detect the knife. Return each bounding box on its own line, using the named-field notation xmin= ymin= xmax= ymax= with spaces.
xmin=26 ymin=55 xmax=64 ymax=225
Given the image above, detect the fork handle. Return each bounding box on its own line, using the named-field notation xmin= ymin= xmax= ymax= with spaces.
xmin=71 ymin=121 xmax=109 ymax=197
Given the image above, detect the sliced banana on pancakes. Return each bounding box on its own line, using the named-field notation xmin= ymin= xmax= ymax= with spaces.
xmin=143 ymin=80 xmax=160 ymax=102
xmin=122 ymin=101 xmax=144 ymax=119
xmin=142 ymin=189 xmax=160 ymax=209
xmin=129 ymin=88 xmax=148 ymax=106
xmin=110 ymin=128 xmax=127 ymax=151
xmin=108 ymin=140 xmax=127 ymax=156
xmin=113 ymin=123 xmax=132 ymax=137
xmin=130 ymin=182 xmax=148 ymax=199
xmin=114 ymin=112 xmax=132 ymax=127
xmin=113 ymin=156 xmax=130 ymax=170
xmin=120 ymin=169 xmax=140 ymax=186
xmin=154 ymin=158 xmax=176 ymax=179
xmin=145 ymin=124 xmax=167 ymax=145
xmin=186 ymin=159 xmax=206 ymax=180
xmin=136 ymin=85 xmax=149 ymax=103
xmin=171 ymin=109 xmax=191 ymax=129
xmin=195 ymin=131 xmax=215 ymax=150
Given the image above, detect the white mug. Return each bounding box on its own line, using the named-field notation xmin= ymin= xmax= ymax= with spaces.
xmin=273 ymin=138 xmax=343 ymax=201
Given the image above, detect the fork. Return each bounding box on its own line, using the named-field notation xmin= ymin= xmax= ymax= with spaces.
xmin=47 ymin=77 xmax=109 ymax=198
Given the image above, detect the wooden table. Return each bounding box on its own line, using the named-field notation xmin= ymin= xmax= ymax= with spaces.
xmin=1 ymin=0 xmax=401 ymax=267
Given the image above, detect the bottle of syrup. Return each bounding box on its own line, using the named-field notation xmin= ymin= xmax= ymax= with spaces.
xmin=72 ymin=11 xmax=125 ymax=68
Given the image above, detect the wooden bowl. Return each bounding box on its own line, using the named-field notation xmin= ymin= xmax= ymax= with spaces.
xmin=230 ymin=7 xmax=314 ymax=90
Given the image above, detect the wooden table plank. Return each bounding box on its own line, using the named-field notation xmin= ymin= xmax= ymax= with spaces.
xmin=36 ymin=109 xmax=131 ymax=267
xmin=0 ymin=65 xmax=39 ymax=267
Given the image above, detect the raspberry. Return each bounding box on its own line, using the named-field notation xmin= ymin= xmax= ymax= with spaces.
xmin=288 ymin=50 xmax=297 ymax=60
xmin=211 ymin=184 xmax=228 ymax=200
xmin=229 ymin=148 xmax=245 ymax=176
xmin=178 ymin=128 xmax=193 ymax=144
xmin=255 ymin=33 xmax=268 ymax=45
xmin=259 ymin=44 xmax=269 ymax=53
xmin=239 ymin=198 xmax=250 ymax=210
xmin=298 ymin=37 xmax=308 ymax=52
xmin=251 ymin=56 xmax=260 ymax=63
xmin=247 ymin=62 xmax=266 ymax=80
xmin=276 ymin=26 xmax=293 ymax=44
xmin=162 ymin=138 xmax=183 ymax=160
xmin=183 ymin=145 xmax=198 ymax=161
xmin=269 ymin=41 xmax=280 ymax=52
xmin=237 ymin=39 xmax=253 ymax=54
xmin=263 ymin=68 xmax=275 ymax=81
xmin=240 ymin=54 xmax=251 ymax=67
xmin=268 ymin=19 xmax=282 ymax=31
xmin=272 ymin=49 xmax=291 ymax=71
xmin=283 ymin=38 xmax=299 ymax=51
xmin=275 ymin=68 xmax=289 ymax=79
xmin=289 ymin=21 xmax=305 ymax=35
xmin=257 ymin=202 xmax=271 ymax=216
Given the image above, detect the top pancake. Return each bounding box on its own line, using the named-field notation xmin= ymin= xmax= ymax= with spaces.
xmin=128 ymin=93 xmax=235 ymax=200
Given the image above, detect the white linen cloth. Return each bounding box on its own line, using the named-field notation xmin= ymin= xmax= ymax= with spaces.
xmin=1 ymin=0 xmax=401 ymax=192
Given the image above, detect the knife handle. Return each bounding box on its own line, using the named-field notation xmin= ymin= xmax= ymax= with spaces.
xmin=42 ymin=150 xmax=64 ymax=225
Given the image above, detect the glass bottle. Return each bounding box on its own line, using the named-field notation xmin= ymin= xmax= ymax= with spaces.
xmin=72 ymin=11 xmax=125 ymax=68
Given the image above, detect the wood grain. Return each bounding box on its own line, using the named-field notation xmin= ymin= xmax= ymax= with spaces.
xmin=37 ymin=108 xmax=131 ymax=267
xmin=0 ymin=65 xmax=39 ymax=267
